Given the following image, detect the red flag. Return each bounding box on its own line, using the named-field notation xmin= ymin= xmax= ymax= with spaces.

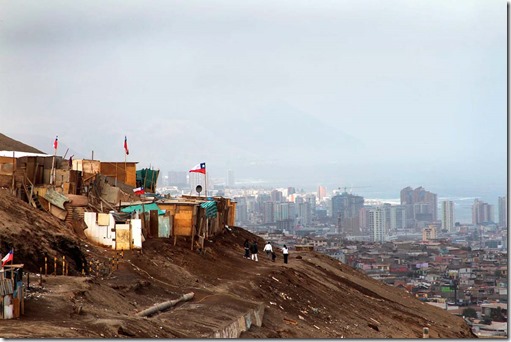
xmin=189 ymin=162 xmax=206 ymax=174
xmin=1 ymin=249 xmax=13 ymax=267
xmin=124 ymin=136 xmax=129 ymax=155
xmin=53 ymin=136 xmax=58 ymax=150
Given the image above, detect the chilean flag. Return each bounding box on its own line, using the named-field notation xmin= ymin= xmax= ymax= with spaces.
xmin=189 ymin=162 xmax=206 ymax=174
xmin=1 ymin=249 xmax=13 ymax=267
xmin=53 ymin=136 xmax=58 ymax=150
xmin=133 ymin=187 xmax=145 ymax=195
xmin=124 ymin=136 xmax=129 ymax=155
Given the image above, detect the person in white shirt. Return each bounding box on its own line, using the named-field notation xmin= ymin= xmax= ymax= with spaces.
xmin=263 ymin=242 xmax=273 ymax=259
xmin=282 ymin=245 xmax=289 ymax=264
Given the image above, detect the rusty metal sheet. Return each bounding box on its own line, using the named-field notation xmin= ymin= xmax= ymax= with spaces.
xmin=43 ymin=188 xmax=69 ymax=210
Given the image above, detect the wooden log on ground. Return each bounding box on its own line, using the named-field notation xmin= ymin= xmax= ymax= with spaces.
xmin=136 ymin=292 xmax=194 ymax=317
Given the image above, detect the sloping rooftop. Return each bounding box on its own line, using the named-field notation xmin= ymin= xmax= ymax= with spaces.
xmin=0 ymin=133 xmax=45 ymax=154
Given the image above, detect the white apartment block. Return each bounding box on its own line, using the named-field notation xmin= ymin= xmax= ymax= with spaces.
xmin=368 ymin=207 xmax=386 ymax=243
xmin=441 ymin=200 xmax=455 ymax=232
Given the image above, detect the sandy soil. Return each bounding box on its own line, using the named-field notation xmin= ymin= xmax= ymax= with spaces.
xmin=0 ymin=188 xmax=475 ymax=338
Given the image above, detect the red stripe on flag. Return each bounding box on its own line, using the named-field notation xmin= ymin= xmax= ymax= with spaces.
xmin=124 ymin=136 xmax=129 ymax=155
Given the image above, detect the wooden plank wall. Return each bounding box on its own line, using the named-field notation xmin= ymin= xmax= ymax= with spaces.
xmin=99 ymin=162 xmax=137 ymax=187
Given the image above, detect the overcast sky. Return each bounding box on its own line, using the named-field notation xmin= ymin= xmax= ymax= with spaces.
xmin=0 ymin=0 xmax=506 ymax=198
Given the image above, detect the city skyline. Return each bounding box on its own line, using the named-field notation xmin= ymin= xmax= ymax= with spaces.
xmin=0 ymin=1 xmax=506 ymax=203
xmin=160 ymin=172 xmax=503 ymax=226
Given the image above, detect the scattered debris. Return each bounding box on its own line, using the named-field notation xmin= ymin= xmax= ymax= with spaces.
xmin=283 ymin=317 xmax=297 ymax=325
xmin=370 ymin=317 xmax=380 ymax=325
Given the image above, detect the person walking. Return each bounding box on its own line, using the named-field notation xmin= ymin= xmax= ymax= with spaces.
xmin=282 ymin=245 xmax=289 ymax=264
xmin=250 ymin=240 xmax=259 ymax=262
xmin=263 ymin=241 xmax=273 ymax=259
xmin=243 ymin=239 xmax=250 ymax=259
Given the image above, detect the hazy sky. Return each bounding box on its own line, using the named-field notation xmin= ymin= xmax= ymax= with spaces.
xmin=0 ymin=0 xmax=506 ymax=198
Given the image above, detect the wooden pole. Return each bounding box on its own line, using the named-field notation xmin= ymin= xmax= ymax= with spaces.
xmin=143 ymin=170 xmax=147 ymax=193
xmin=11 ymin=151 xmax=15 ymax=192
xmin=44 ymin=256 xmax=47 ymax=276
xmin=54 ymin=257 xmax=57 ymax=276
xmin=200 ymin=168 xmax=206 ymax=197
xmin=51 ymin=137 xmax=58 ymax=186
xmin=124 ymin=153 xmax=127 ymax=184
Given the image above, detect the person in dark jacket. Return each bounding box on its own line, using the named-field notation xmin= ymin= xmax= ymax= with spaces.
xmin=243 ymin=239 xmax=250 ymax=259
xmin=250 ymin=241 xmax=259 ymax=262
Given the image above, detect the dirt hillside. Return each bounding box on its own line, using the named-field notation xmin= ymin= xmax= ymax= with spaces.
xmin=0 ymin=133 xmax=45 ymax=153
xmin=0 ymin=189 xmax=475 ymax=338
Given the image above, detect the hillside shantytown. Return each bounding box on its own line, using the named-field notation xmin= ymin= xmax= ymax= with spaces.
xmin=0 ymin=132 xmax=500 ymax=338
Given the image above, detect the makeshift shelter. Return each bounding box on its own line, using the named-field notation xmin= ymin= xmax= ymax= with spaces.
xmin=0 ymin=264 xmax=25 ymax=319
xmin=136 ymin=168 xmax=159 ymax=193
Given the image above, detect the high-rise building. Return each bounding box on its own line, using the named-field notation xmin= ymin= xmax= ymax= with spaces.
xmin=275 ymin=202 xmax=296 ymax=232
xmin=305 ymin=194 xmax=317 ymax=214
xmin=390 ymin=205 xmax=406 ymax=231
xmin=368 ymin=207 xmax=386 ymax=243
xmin=297 ymin=202 xmax=312 ymax=226
xmin=263 ymin=202 xmax=274 ymax=224
xmin=167 ymin=171 xmax=188 ymax=186
xmin=271 ymin=190 xmax=283 ymax=203
xmin=498 ymin=196 xmax=507 ymax=228
xmin=441 ymin=200 xmax=455 ymax=232
xmin=317 ymin=186 xmax=327 ymax=201
xmin=331 ymin=191 xmax=364 ymax=235
xmin=400 ymin=186 xmax=437 ymax=227
xmin=472 ymin=199 xmax=494 ymax=225
xmin=227 ymin=169 xmax=235 ymax=188
xmin=234 ymin=197 xmax=248 ymax=225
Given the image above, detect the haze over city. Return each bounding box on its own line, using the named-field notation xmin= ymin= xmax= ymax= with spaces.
xmin=0 ymin=1 xmax=506 ymax=200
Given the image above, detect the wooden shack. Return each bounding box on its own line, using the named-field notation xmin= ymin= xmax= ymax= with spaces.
xmin=0 ymin=155 xmax=15 ymax=188
xmin=155 ymin=196 xmax=236 ymax=250
xmin=100 ymin=162 xmax=137 ymax=187
xmin=0 ymin=264 xmax=25 ymax=319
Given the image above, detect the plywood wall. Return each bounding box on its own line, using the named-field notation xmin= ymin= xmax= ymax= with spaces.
xmin=100 ymin=162 xmax=137 ymax=187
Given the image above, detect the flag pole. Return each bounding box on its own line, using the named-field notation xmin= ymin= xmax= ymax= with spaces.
xmin=123 ymin=136 xmax=129 ymax=185
xmin=51 ymin=136 xmax=57 ymax=186
xmin=124 ymin=152 xmax=127 ymax=184
xmin=205 ymin=171 xmax=207 ymax=197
